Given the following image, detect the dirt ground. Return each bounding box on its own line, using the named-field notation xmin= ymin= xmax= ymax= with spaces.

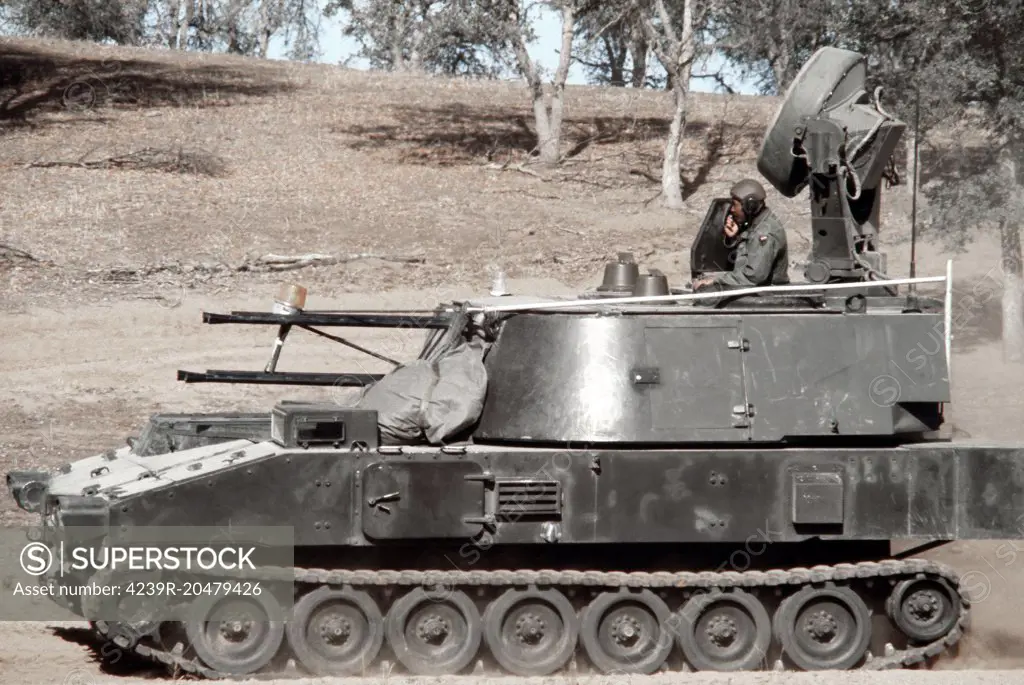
xmin=2 ymin=36 xmax=1024 ymax=684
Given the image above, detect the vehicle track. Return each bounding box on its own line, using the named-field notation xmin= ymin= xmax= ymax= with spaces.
xmin=91 ymin=557 xmax=968 ymax=679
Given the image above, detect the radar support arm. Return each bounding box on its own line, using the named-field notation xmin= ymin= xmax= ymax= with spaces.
xmin=756 ymin=47 xmax=906 ymax=284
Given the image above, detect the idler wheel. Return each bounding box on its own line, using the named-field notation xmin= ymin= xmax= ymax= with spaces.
xmin=286 ymin=586 xmax=383 ymax=676
xmin=676 ymin=588 xmax=772 ymax=671
xmin=579 ymin=588 xmax=673 ymax=674
xmin=773 ymin=584 xmax=872 ymax=670
xmin=886 ymin=577 xmax=960 ymax=644
xmin=184 ymin=593 xmax=285 ymax=675
xmin=384 ymin=587 xmax=481 ymax=675
xmin=482 ymin=587 xmax=579 ymax=676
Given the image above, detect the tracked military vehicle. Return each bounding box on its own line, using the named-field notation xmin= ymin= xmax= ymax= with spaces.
xmin=9 ymin=46 xmax=1024 ymax=678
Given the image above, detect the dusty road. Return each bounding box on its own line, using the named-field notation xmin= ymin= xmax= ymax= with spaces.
xmin=4 ymin=619 xmax=1024 ymax=685
xmin=2 ymin=276 xmax=1024 ymax=683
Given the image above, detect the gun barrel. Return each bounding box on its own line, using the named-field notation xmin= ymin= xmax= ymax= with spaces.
xmin=202 ymin=311 xmax=452 ymax=328
xmin=177 ymin=370 xmax=383 ymax=386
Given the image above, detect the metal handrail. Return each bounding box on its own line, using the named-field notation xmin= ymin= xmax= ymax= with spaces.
xmin=466 ymin=274 xmax=950 ymax=313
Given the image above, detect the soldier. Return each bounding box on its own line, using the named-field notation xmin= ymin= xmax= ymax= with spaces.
xmin=692 ymin=179 xmax=790 ymax=292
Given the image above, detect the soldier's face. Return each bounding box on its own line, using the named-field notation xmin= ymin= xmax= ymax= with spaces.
xmin=730 ymin=198 xmax=745 ymax=224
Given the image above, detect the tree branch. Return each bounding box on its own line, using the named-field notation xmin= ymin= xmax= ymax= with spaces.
xmin=692 ymin=71 xmax=735 ymax=94
xmin=553 ymin=2 xmax=575 ymax=88
xmin=0 ymin=243 xmax=41 ymax=263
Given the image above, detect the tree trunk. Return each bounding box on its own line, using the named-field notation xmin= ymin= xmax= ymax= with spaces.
xmin=510 ymin=27 xmax=553 ymax=163
xmin=406 ymin=24 xmax=425 ymax=73
xmin=630 ymin=40 xmax=648 ymax=88
xmin=905 ymin=131 xmax=920 ymax=189
xmin=167 ymin=0 xmax=181 ymax=48
xmin=660 ymin=81 xmax=688 ymax=208
xmin=178 ymin=0 xmax=193 ymax=49
xmin=772 ymin=5 xmax=794 ymax=95
xmin=226 ymin=0 xmax=246 ymax=53
xmin=539 ymin=2 xmax=575 ymax=165
xmin=510 ymin=43 xmax=552 ymax=162
xmin=604 ymin=37 xmax=625 ymax=87
xmin=999 ymin=147 xmax=1023 ymax=363
xmin=257 ymin=0 xmax=272 ymax=58
xmin=1000 ymin=216 xmax=1024 ymax=363
xmin=512 ymin=2 xmax=573 ymax=167
xmin=388 ymin=5 xmax=405 ymax=70
xmin=532 ymin=95 xmax=556 ymax=164
xmin=771 ymin=58 xmax=790 ymax=95
xmin=655 ymin=0 xmax=693 ymax=208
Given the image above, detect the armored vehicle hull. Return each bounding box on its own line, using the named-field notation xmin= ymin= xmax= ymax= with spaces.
xmin=9 ymin=286 xmax=1023 ymax=678
xmin=8 ymin=45 xmax=1024 ymax=678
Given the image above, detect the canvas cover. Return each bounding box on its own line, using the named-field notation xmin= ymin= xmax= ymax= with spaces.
xmin=355 ymin=340 xmax=489 ymax=444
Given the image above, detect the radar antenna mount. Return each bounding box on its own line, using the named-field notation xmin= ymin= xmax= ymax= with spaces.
xmin=756 ymin=47 xmax=906 ymax=285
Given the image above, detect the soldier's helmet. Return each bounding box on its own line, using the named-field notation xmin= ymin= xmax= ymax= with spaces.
xmin=730 ymin=178 xmax=767 ymax=219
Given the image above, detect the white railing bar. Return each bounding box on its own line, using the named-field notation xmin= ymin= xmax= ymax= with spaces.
xmin=467 ymin=274 xmax=949 ymax=313
xmin=944 ymin=259 xmax=953 ymax=380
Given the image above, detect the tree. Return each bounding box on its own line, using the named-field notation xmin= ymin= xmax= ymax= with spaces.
xmin=193 ymin=0 xmax=263 ymax=54
xmin=263 ymin=0 xmax=323 ymax=60
xmin=632 ymin=0 xmax=711 ymax=208
xmin=573 ymin=0 xmax=649 ymax=88
xmin=330 ymin=0 xmax=510 ymax=77
xmin=1 ymin=0 xmax=150 ymax=44
xmin=839 ymin=0 xmax=1024 ymax=361
xmin=835 ymin=0 xmax=942 ymax=186
xmin=2 ymin=1 xmax=324 ymax=59
xmin=492 ymin=0 xmax=577 ymax=166
xmin=708 ymin=0 xmax=836 ymax=95
xmin=336 ymin=0 xmax=446 ymax=72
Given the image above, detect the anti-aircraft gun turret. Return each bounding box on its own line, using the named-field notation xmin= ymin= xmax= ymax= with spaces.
xmin=8 ymin=47 xmax=1024 ymax=682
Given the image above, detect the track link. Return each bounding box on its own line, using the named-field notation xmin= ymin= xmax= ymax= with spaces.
xmin=92 ymin=557 xmax=969 ymax=679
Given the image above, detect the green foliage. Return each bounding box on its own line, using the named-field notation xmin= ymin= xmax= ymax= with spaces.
xmin=2 ymin=0 xmax=150 ymax=44
xmin=836 ymin=0 xmax=1024 ymax=247
xmin=2 ymin=1 xmax=324 ymax=59
xmin=573 ymin=0 xmax=651 ymax=87
xmin=338 ymin=0 xmax=525 ymax=77
xmin=708 ymin=0 xmax=838 ymax=95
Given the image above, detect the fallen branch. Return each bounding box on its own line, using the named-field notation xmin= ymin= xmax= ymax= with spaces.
xmin=562 ymin=151 xmax=631 ymax=166
xmin=0 ymin=243 xmax=40 ymax=262
xmin=242 ymin=252 xmax=425 ymax=272
xmin=629 ymin=168 xmax=661 ymax=184
xmin=554 ymin=173 xmax=622 ymax=190
xmin=642 ymin=191 xmax=663 ymax=207
xmin=484 ymin=161 xmax=550 ymax=181
xmin=21 ymin=146 xmax=227 ymax=177
xmin=88 ymin=251 xmax=426 ymax=281
xmin=560 ymin=132 xmax=620 ymax=161
xmin=484 ymin=189 xmax=564 ymax=200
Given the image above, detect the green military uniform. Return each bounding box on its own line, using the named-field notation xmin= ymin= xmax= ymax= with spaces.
xmin=713 ymin=207 xmax=790 ymax=288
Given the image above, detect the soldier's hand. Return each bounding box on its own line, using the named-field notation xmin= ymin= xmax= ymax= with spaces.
xmin=724 ymin=214 xmax=739 ymax=238
xmin=692 ymin=276 xmax=714 ymax=289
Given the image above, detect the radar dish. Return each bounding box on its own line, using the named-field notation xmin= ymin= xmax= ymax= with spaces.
xmin=756 ymin=47 xmax=867 ymax=197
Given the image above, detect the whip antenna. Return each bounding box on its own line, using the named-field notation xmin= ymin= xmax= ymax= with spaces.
xmin=908 ymin=84 xmax=921 ymax=296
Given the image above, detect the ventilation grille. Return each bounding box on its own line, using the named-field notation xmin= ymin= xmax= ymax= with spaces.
xmin=495 ymin=479 xmax=561 ymax=519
